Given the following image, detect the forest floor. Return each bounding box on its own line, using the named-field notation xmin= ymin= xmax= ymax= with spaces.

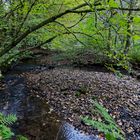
xmin=23 ymin=67 xmax=140 ymax=140
xmin=17 ymin=51 xmax=140 ymax=140
xmin=0 ymin=50 xmax=140 ymax=139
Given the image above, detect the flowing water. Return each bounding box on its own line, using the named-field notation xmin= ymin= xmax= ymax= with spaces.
xmin=0 ymin=64 xmax=98 ymax=140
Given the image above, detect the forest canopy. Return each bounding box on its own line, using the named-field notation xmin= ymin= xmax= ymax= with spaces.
xmin=0 ymin=0 xmax=140 ymax=71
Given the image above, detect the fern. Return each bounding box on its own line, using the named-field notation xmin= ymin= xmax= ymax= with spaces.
xmin=0 ymin=113 xmax=17 ymax=139
xmin=82 ymin=101 xmax=125 ymax=140
xmin=0 ymin=113 xmax=17 ymax=126
xmin=0 ymin=124 xmax=14 ymax=139
xmin=0 ymin=113 xmax=28 ymax=140
xmin=16 ymin=135 xmax=28 ymax=140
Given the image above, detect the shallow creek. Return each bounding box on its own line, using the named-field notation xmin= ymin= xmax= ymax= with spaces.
xmin=0 ymin=64 xmax=98 ymax=140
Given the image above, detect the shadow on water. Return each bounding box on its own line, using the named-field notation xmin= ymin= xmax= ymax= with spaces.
xmin=0 ymin=65 xmax=98 ymax=140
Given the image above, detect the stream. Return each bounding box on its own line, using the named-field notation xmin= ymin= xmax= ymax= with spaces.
xmin=0 ymin=64 xmax=99 ymax=140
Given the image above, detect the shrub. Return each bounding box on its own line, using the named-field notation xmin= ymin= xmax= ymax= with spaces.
xmin=128 ymin=45 xmax=140 ymax=63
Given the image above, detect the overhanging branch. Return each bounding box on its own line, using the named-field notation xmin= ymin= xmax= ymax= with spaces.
xmin=0 ymin=3 xmax=89 ymax=57
xmin=70 ymin=7 xmax=140 ymax=13
xmin=0 ymin=2 xmax=140 ymax=57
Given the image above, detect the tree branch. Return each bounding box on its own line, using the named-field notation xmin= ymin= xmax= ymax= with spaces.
xmin=1 ymin=2 xmax=139 ymax=57
xmin=0 ymin=3 xmax=89 ymax=57
xmin=69 ymin=7 xmax=140 ymax=13
xmin=55 ymin=21 xmax=88 ymax=47
xmin=16 ymin=0 xmax=36 ymax=36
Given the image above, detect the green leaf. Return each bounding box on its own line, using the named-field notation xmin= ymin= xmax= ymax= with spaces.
xmin=133 ymin=35 xmax=140 ymax=41
xmin=109 ymin=0 xmax=119 ymax=8
xmin=0 ymin=124 xmax=14 ymax=139
xmin=0 ymin=114 xmax=17 ymax=126
xmin=106 ymin=133 xmax=116 ymax=140
xmin=133 ymin=16 xmax=140 ymax=23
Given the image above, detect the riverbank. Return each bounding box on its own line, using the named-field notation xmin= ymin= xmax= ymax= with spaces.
xmin=1 ymin=50 xmax=140 ymax=139
xmin=22 ymin=66 xmax=140 ymax=140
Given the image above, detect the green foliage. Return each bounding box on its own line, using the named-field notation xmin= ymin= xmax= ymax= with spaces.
xmin=0 ymin=0 xmax=140 ymax=71
xmin=75 ymin=91 xmax=81 ymax=97
xmin=128 ymin=45 xmax=140 ymax=62
xmin=0 ymin=113 xmax=17 ymax=139
xmin=0 ymin=113 xmax=28 ymax=140
xmin=75 ymin=86 xmax=87 ymax=97
xmin=82 ymin=101 xmax=125 ymax=140
xmin=52 ymin=46 xmax=107 ymax=65
xmin=0 ymin=124 xmax=14 ymax=140
xmin=0 ymin=113 xmax=17 ymax=126
xmin=16 ymin=135 xmax=28 ymax=140
xmin=78 ymin=86 xmax=87 ymax=94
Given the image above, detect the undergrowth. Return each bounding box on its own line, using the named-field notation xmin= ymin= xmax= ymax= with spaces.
xmin=0 ymin=113 xmax=17 ymax=139
xmin=128 ymin=45 xmax=140 ymax=63
xmin=82 ymin=101 xmax=125 ymax=140
xmin=52 ymin=47 xmax=108 ymax=64
xmin=0 ymin=113 xmax=28 ymax=140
